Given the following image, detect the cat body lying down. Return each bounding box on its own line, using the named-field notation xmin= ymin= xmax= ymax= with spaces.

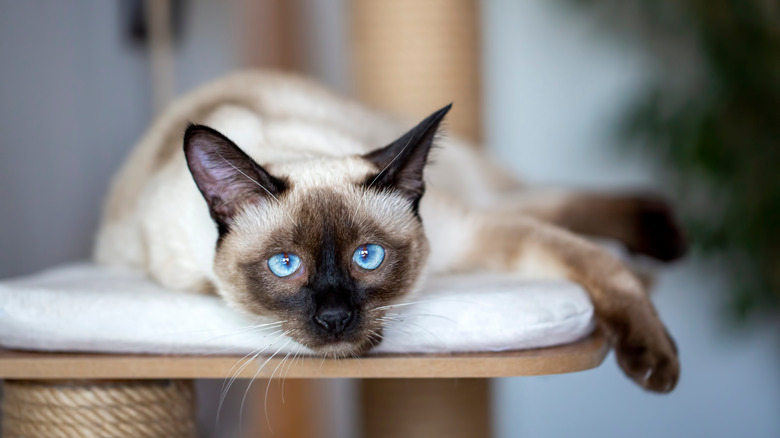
xmin=95 ymin=71 xmax=685 ymax=392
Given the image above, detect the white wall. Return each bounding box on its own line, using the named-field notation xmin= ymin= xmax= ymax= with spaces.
xmin=0 ymin=0 xmax=236 ymax=279
xmin=0 ymin=1 xmax=148 ymax=277
xmin=483 ymin=1 xmax=780 ymax=437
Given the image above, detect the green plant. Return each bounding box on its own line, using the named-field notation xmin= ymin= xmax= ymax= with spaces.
xmin=577 ymin=0 xmax=780 ymax=318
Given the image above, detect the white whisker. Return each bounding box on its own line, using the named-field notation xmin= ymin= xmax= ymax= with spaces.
xmin=281 ymin=344 xmax=303 ymax=402
xmin=216 ymin=346 xmax=262 ymax=427
xmin=239 ymin=334 xmax=293 ymax=436
xmin=319 ymin=352 xmax=328 ymax=369
xmin=216 ymin=328 xmax=286 ymax=424
xmin=160 ymin=319 xmax=284 ymax=338
xmin=203 ymin=322 xmax=285 ymax=345
xmin=351 ymin=134 xmax=415 ymax=222
xmin=393 ymin=323 xmax=444 ymax=349
xmin=263 ymin=342 xmax=297 ymax=431
xmin=368 ymin=135 xmax=415 ymax=190
xmin=371 ymin=298 xmax=446 ymax=311
xmin=218 ymin=330 xmax=282 ymax=408
xmin=406 ymin=321 xmax=444 ymax=346
xmin=387 ymin=311 xmax=456 ymax=324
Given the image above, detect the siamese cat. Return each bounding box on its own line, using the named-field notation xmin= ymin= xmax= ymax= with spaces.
xmin=95 ymin=71 xmax=686 ymax=393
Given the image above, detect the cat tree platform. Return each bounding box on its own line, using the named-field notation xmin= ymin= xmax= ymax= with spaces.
xmin=0 ymin=332 xmax=606 ymax=380
xmin=0 ymin=333 xmax=607 ymax=438
xmin=0 ymin=265 xmax=607 ymax=437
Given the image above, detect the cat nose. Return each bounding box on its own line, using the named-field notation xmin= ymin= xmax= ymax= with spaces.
xmin=314 ymin=307 xmax=353 ymax=336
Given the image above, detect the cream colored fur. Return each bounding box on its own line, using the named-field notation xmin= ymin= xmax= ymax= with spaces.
xmin=95 ymin=70 xmax=512 ymax=290
xmin=95 ymin=70 xmax=680 ymax=393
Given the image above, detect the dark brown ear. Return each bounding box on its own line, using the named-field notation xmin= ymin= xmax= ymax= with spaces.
xmin=362 ymin=104 xmax=451 ymax=213
xmin=183 ymin=124 xmax=287 ymax=235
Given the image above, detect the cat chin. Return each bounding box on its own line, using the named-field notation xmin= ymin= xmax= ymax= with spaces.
xmin=308 ymin=340 xmax=372 ymax=358
xmin=299 ymin=330 xmax=383 ymax=357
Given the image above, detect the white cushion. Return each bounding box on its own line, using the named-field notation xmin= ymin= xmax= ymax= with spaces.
xmin=0 ymin=264 xmax=594 ymax=355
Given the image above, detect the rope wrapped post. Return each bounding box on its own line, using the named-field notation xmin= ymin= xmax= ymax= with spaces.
xmin=350 ymin=1 xmax=492 ymax=436
xmin=350 ymin=0 xmax=483 ymax=143
xmin=1 ymin=379 xmax=197 ymax=438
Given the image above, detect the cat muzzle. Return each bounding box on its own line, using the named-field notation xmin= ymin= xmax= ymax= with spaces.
xmin=313 ymin=306 xmax=354 ymax=336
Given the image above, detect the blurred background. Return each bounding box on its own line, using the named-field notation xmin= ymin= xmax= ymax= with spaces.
xmin=1 ymin=0 xmax=778 ymax=437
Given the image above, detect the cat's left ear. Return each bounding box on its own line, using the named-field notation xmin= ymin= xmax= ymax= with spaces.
xmin=362 ymin=104 xmax=451 ymax=212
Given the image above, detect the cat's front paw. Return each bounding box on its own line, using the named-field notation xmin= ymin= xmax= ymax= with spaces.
xmin=612 ymin=322 xmax=679 ymax=393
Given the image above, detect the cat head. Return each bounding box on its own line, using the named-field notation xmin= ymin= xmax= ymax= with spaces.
xmin=183 ymin=105 xmax=450 ymax=356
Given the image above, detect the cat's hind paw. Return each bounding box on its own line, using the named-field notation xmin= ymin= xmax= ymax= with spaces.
xmin=625 ymin=195 xmax=688 ymax=262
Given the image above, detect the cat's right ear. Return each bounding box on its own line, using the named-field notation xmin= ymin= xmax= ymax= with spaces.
xmin=183 ymin=124 xmax=287 ymax=235
xmin=361 ymin=104 xmax=451 ymax=213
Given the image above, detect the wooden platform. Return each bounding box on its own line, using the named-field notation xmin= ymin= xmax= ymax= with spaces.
xmin=0 ymin=332 xmax=607 ymax=380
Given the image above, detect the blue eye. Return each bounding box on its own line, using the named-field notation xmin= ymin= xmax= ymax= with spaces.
xmin=267 ymin=253 xmax=302 ymax=277
xmin=353 ymin=244 xmax=385 ymax=270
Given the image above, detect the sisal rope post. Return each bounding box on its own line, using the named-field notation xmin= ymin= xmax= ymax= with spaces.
xmin=1 ymin=379 xmax=197 ymax=438
xmin=350 ymin=0 xmax=483 ymax=143
xmin=350 ymin=1 xmax=492 ymax=436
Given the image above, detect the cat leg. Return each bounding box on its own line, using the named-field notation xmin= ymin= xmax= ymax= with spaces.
xmin=489 ymin=190 xmax=688 ymax=262
xmin=439 ymin=209 xmax=679 ymax=392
